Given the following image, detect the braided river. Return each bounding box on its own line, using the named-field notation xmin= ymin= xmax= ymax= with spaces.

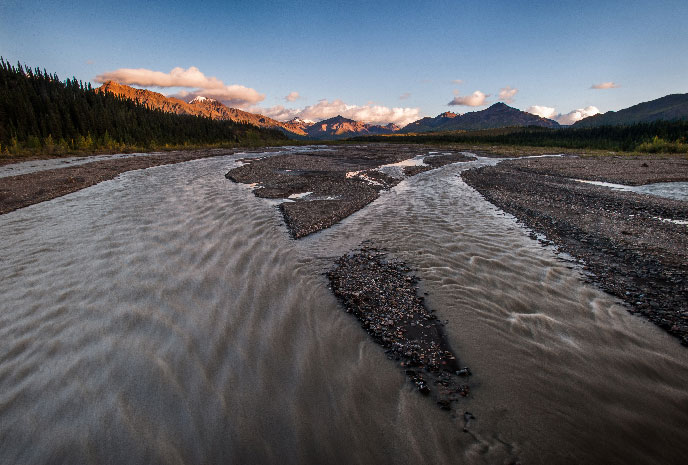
xmin=1 ymin=148 xmax=686 ymax=464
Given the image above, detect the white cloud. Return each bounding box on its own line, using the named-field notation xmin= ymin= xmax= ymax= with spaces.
xmin=285 ymin=91 xmax=300 ymax=102
xmin=94 ymin=66 xmax=264 ymax=107
xmin=257 ymin=105 xmax=301 ymax=121
xmin=399 ymin=92 xmax=411 ymax=100
xmin=591 ymin=81 xmax=620 ymax=90
xmin=527 ymin=105 xmax=600 ymax=125
xmin=448 ymin=90 xmax=489 ymax=107
xmin=255 ymin=99 xmax=421 ymax=127
xmin=95 ymin=66 xmax=224 ymax=88
xmin=452 ymin=79 xmax=464 ymax=85
xmin=526 ymin=105 xmax=556 ymax=119
xmin=555 ymin=106 xmax=600 ymax=125
xmin=498 ymin=86 xmax=518 ymax=104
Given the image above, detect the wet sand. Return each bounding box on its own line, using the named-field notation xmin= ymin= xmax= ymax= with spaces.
xmin=462 ymin=156 xmax=688 ymax=345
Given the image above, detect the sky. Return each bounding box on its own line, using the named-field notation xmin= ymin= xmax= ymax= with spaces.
xmin=2 ymin=0 xmax=687 ymax=126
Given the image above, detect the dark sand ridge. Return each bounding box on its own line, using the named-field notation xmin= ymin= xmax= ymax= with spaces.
xmin=462 ymin=156 xmax=688 ymax=345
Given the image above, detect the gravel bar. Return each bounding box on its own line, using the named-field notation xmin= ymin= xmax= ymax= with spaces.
xmin=327 ymin=247 xmax=470 ymax=410
xmin=462 ymin=156 xmax=688 ymax=346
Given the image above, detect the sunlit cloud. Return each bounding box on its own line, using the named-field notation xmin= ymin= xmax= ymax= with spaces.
xmin=285 ymin=91 xmax=300 ymax=102
xmin=527 ymin=105 xmax=600 ymax=125
xmin=591 ymin=81 xmax=620 ymax=90
xmin=452 ymin=79 xmax=464 ymax=85
xmin=555 ymin=106 xmax=600 ymax=125
xmin=254 ymin=99 xmax=421 ymax=127
xmin=526 ymin=105 xmax=556 ymax=119
xmin=399 ymin=92 xmax=411 ymax=100
xmin=498 ymin=86 xmax=518 ymax=104
xmin=94 ymin=66 xmax=265 ymax=107
xmin=447 ymin=90 xmax=489 ymax=107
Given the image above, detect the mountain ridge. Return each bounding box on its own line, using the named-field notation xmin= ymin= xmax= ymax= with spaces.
xmin=306 ymin=115 xmax=399 ymax=139
xmin=400 ymin=103 xmax=560 ymax=133
xmin=97 ymin=81 xmax=309 ymax=136
xmin=573 ymin=93 xmax=688 ymax=127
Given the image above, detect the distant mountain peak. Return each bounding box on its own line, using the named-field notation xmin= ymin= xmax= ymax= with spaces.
xmin=400 ymin=102 xmax=559 ymax=133
xmin=189 ymin=96 xmax=216 ymax=104
xmin=324 ymin=115 xmax=356 ymax=124
xmin=288 ymin=117 xmax=315 ymax=125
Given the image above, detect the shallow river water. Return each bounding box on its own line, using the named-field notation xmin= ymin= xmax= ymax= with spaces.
xmin=1 ymin=149 xmax=687 ymax=464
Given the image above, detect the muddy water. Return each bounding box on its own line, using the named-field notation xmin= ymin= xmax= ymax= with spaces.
xmin=1 ymin=150 xmax=687 ymax=464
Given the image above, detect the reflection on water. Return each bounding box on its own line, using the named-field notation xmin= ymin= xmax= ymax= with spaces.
xmin=1 ymin=149 xmax=687 ymax=464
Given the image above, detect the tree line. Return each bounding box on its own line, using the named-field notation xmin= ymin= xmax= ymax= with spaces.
xmin=0 ymin=58 xmax=288 ymax=155
xmin=351 ymin=121 xmax=688 ymax=153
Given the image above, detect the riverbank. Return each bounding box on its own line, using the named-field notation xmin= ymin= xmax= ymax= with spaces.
xmin=0 ymin=148 xmax=267 ymax=214
xmin=462 ymin=156 xmax=688 ymax=345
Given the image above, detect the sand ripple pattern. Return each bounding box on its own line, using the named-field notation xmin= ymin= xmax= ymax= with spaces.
xmin=1 ymin=151 xmax=687 ymax=464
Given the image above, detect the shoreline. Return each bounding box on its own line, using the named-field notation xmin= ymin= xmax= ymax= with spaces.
xmin=0 ymin=148 xmax=269 ymax=215
xmin=462 ymin=156 xmax=688 ymax=345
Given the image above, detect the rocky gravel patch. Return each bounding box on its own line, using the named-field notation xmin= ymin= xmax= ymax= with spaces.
xmin=327 ymin=247 xmax=470 ymax=410
xmin=462 ymin=156 xmax=688 ymax=346
xmin=226 ymin=144 xmax=475 ymax=238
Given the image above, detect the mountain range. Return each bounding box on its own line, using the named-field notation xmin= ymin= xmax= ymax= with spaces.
xmin=400 ymin=103 xmax=560 ymax=133
xmin=97 ymin=81 xmax=308 ymax=136
xmin=572 ymin=93 xmax=688 ymax=128
xmin=98 ymin=82 xmax=397 ymax=139
xmin=98 ymin=82 xmax=688 ymax=139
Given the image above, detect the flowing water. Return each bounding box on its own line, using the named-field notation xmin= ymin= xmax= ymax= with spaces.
xmin=0 ymin=152 xmax=152 ymax=178
xmin=576 ymin=179 xmax=688 ymax=201
xmin=1 ymin=149 xmax=687 ymax=464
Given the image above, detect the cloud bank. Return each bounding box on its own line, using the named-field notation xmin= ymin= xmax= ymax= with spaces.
xmin=526 ymin=105 xmax=600 ymax=125
xmin=255 ymin=99 xmax=421 ymax=127
xmin=448 ymin=90 xmax=489 ymax=107
xmin=555 ymin=106 xmax=600 ymax=125
xmin=94 ymin=66 xmax=265 ymax=107
xmin=591 ymin=81 xmax=620 ymax=89
xmin=526 ymin=105 xmax=556 ymax=119
xmin=498 ymin=86 xmax=518 ymax=104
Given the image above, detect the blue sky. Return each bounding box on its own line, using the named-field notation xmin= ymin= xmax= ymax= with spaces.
xmin=2 ymin=0 xmax=687 ymax=125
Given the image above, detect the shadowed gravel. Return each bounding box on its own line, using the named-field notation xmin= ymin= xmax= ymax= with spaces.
xmin=462 ymin=156 xmax=688 ymax=345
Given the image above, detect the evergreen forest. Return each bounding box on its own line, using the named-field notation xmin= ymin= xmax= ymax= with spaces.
xmin=0 ymin=59 xmax=288 ymax=156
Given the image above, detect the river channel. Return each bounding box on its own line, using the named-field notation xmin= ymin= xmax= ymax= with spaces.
xmin=1 ymin=149 xmax=686 ymax=464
